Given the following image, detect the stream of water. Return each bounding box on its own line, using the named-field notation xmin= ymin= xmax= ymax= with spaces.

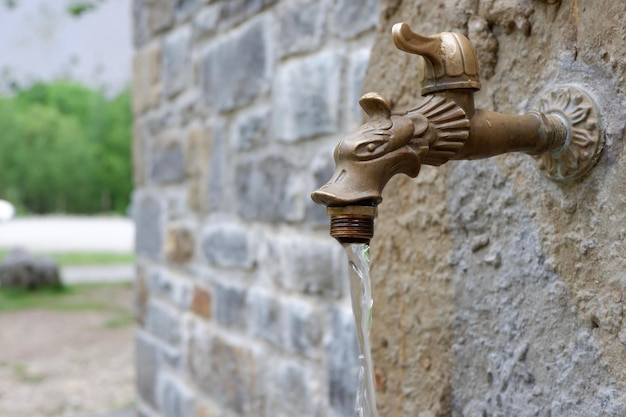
xmin=343 ymin=243 xmax=379 ymax=417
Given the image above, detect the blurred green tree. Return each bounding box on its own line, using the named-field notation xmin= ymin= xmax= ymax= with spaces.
xmin=0 ymin=81 xmax=132 ymax=214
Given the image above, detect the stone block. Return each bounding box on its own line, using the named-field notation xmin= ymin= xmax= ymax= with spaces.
xmin=162 ymin=27 xmax=192 ymax=98
xmin=146 ymin=299 xmax=182 ymax=346
xmin=147 ymin=268 xmax=193 ymax=310
xmin=348 ymin=48 xmax=371 ymax=124
xmin=247 ymin=289 xmax=285 ymax=347
xmin=213 ymin=281 xmax=247 ymax=329
xmin=331 ymin=0 xmax=378 ymax=39
xmin=146 ymin=267 xmax=166 ymax=294
xmin=163 ymin=188 xmax=188 ymax=220
xmin=230 ymin=106 xmax=271 ymax=152
xmin=306 ymin=149 xmax=336 ymax=226
xmin=165 ymin=225 xmax=195 ymax=264
xmin=150 ymin=142 xmax=186 ymax=184
xmin=133 ymin=42 xmax=162 ymax=115
xmin=133 ymin=0 xmax=149 ymax=47
xmin=174 ymin=92 xmax=201 ymax=126
xmin=136 ymin=332 xmax=161 ymax=408
xmin=135 ymin=263 xmax=149 ymax=326
xmin=286 ymin=298 xmax=322 ymax=357
xmin=133 ymin=120 xmax=148 ymax=186
xmin=169 ymin=89 xmax=201 ymax=124
xmin=157 ymin=373 xmax=195 ymax=417
xmin=273 ymin=237 xmax=346 ymax=298
xmin=190 ymin=285 xmax=212 ymax=318
xmin=201 ymin=17 xmax=271 ymax=111
xmin=144 ymin=108 xmax=172 ymax=138
xmin=276 ymin=1 xmax=324 ymax=58
xmin=147 ymin=0 xmax=176 ymax=35
xmin=194 ymin=398 xmax=222 ymax=417
xmin=273 ymin=50 xmax=343 ymax=142
xmin=212 ymin=337 xmax=264 ymax=416
xmin=201 ymin=222 xmax=254 ymax=269
xmin=235 ymin=154 xmax=304 ymax=223
xmin=138 ymin=403 xmax=160 ymax=417
xmin=134 ymin=0 xmax=176 ymax=46
xmin=266 ymin=360 xmax=316 ymax=417
xmin=192 ymin=5 xmax=220 ymax=42
xmin=189 ymin=330 xmax=263 ymax=416
xmin=218 ymin=0 xmax=278 ymax=29
xmin=326 ymin=307 xmax=359 ymax=417
xmin=186 ymin=319 xmax=211 ymax=386
xmin=186 ymin=126 xmax=211 ymax=213
xmin=175 ymin=0 xmax=205 ymax=22
xmin=206 ymin=121 xmax=229 ymax=212
xmin=134 ymin=192 xmax=163 ymax=260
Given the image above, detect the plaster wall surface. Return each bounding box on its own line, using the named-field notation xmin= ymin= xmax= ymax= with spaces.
xmin=364 ymin=1 xmax=626 ymax=415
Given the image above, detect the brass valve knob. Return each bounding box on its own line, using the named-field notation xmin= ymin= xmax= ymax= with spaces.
xmin=392 ymin=22 xmax=481 ymax=95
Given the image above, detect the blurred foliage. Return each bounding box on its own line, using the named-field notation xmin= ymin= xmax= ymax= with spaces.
xmin=0 ymin=81 xmax=132 ymax=214
xmin=2 ymin=0 xmax=105 ymax=16
xmin=66 ymin=0 xmax=103 ymax=16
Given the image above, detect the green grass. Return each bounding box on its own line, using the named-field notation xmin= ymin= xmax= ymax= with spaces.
xmin=104 ymin=314 xmax=136 ymax=329
xmin=0 ymin=282 xmax=132 ymax=314
xmin=0 ymin=250 xmax=134 ymax=266
xmin=11 ymin=364 xmax=45 ymax=384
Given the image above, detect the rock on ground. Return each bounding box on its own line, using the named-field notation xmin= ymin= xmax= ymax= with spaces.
xmin=0 ymin=249 xmax=61 ymax=290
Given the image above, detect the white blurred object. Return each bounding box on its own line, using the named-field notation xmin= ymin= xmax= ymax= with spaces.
xmin=0 ymin=200 xmax=15 ymax=223
xmin=0 ymin=216 xmax=134 ymax=252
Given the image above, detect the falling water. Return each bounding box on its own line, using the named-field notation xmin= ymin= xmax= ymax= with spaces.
xmin=343 ymin=243 xmax=379 ymax=417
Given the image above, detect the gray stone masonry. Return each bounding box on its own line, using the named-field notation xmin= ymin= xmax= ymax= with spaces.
xmin=132 ymin=0 xmax=377 ymax=416
xmin=200 ymin=16 xmax=271 ymax=112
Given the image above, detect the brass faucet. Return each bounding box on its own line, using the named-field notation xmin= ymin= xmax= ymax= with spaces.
xmin=311 ymin=22 xmax=602 ymax=244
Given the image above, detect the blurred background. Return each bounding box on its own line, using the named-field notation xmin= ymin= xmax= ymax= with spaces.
xmin=6 ymin=1 xmax=621 ymax=417
xmin=0 ymin=0 xmax=377 ymax=417
xmin=0 ymin=1 xmax=136 ymax=416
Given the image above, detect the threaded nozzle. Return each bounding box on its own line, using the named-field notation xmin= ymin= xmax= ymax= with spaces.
xmin=327 ymin=205 xmax=377 ymax=244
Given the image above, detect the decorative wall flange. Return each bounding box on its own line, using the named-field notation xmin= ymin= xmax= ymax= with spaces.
xmin=534 ymin=86 xmax=602 ymax=182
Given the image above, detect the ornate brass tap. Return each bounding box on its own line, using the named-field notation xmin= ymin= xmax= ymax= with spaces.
xmin=311 ymin=23 xmax=602 ymax=244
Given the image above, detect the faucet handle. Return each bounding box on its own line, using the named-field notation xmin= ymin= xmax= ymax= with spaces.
xmin=392 ymin=22 xmax=481 ymax=95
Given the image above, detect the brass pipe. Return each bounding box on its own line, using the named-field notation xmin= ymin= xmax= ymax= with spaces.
xmin=454 ymin=110 xmax=567 ymax=160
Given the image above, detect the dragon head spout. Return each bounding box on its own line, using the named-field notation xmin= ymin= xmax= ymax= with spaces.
xmin=311 ymin=93 xmax=431 ymax=207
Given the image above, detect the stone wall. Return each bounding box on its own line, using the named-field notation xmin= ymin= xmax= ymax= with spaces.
xmin=131 ymin=1 xmax=378 ymax=416
xmin=134 ymin=1 xmax=626 ymax=416
xmin=364 ymin=1 xmax=626 ymax=416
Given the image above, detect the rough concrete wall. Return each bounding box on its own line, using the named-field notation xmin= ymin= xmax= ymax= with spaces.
xmin=131 ymin=1 xmax=379 ymax=416
xmin=364 ymin=1 xmax=626 ymax=416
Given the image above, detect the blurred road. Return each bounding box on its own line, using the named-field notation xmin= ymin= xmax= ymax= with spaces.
xmin=62 ymin=264 xmax=134 ymax=284
xmin=0 ymin=216 xmax=135 ymax=283
xmin=0 ymin=216 xmax=134 ymax=253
